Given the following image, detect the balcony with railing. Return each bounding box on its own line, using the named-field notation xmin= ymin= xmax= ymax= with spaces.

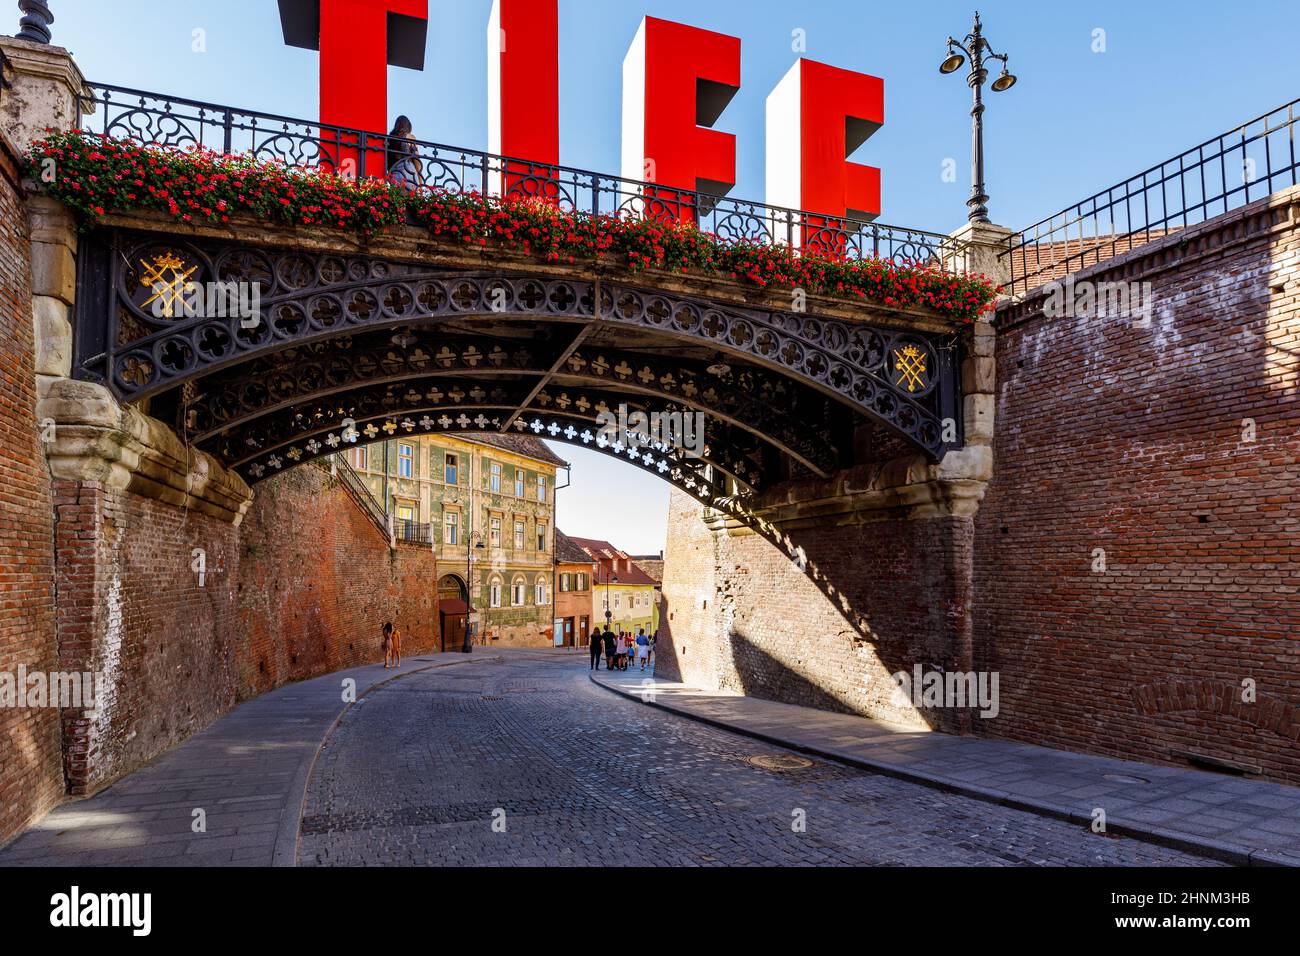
xmin=75 ymin=81 xmax=964 ymax=271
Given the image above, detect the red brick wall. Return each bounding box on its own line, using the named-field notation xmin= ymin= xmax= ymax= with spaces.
xmin=43 ymin=463 xmax=437 ymax=803
xmin=0 ymin=135 xmax=62 ymax=843
xmin=52 ymin=480 xmax=241 ymax=794
xmin=660 ymin=490 xmax=975 ymax=732
xmin=974 ymin=190 xmax=1300 ymax=783
xmin=236 ymin=464 xmax=438 ymax=698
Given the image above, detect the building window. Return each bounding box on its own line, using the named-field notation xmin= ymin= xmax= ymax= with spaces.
xmin=576 ymin=573 xmax=588 ymax=591
xmin=560 ymin=573 xmax=572 ymax=592
xmin=348 ymin=446 xmax=368 ymax=470
xmin=514 ymin=468 xmax=525 ymax=498
xmin=537 ymin=474 xmax=547 ymax=502
xmin=444 ymin=511 xmax=459 ymax=545
xmin=490 ymin=462 xmax=501 ymax=493
xmin=511 ymin=576 xmax=526 ymax=606
xmin=490 ymin=516 xmax=502 ymax=549
xmin=398 ymin=443 xmax=413 ymax=478
xmin=614 ymin=593 xmax=621 ymax=609
xmin=489 ymin=578 xmax=502 ymax=608
xmin=514 ymin=520 xmax=525 ymax=550
xmin=445 ymin=453 xmax=458 ymax=485
xmin=534 ymin=577 xmax=547 ymax=606
xmin=536 ymin=521 xmax=547 ymax=552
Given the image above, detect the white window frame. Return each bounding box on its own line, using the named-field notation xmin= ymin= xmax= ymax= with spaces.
xmin=490 ymin=462 xmax=501 ymax=493
xmin=514 ymin=468 xmax=525 ymax=498
xmin=534 ymin=576 xmax=547 ymax=606
xmin=490 ymin=515 xmax=502 ymax=549
xmin=511 ymin=576 xmax=526 ymax=607
xmin=444 ymin=511 xmax=459 ymax=545
xmin=489 ymin=578 xmax=503 ymax=608
xmin=444 ymin=452 xmax=458 ymax=485
xmin=514 ymin=519 xmax=525 ymax=551
xmin=398 ymin=443 xmax=413 ymax=478
xmin=537 ymin=474 xmax=547 ymax=501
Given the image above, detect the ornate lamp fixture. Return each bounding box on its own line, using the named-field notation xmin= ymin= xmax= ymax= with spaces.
xmin=939 ymin=11 xmax=1019 ymax=223
xmin=16 ymin=0 xmax=54 ymax=44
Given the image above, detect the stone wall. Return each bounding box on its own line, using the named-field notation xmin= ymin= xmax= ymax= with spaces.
xmin=973 ymin=187 xmax=1300 ymax=782
xmin=662 ymin=187 xmax=1300 ymax=785
xmin=0 ymin=129 xmax=63 ymax=844
xmin=660 ymin=489 xmax=975 ymax=732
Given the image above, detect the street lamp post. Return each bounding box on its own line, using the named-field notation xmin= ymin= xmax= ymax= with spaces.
xmin=940 ymin=11 xmax=1018 ymax=224
xmin=604 ymin=571 xmax=619 ymax=629
xmin=464 ymin=530 xmax=485 ymax=653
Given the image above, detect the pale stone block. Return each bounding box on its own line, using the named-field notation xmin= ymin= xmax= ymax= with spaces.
xmin=932 ymin=445 xmax=993 ymax=483
xmin=961 ymin=354 xmax=996 ymax=394
xmin=32 ymin=294 xmax=71 ymax=377
xmin=29 ymin=239 xmax=76 ymax=303
xmin=963 ymin=393 xmax=996 ymax=444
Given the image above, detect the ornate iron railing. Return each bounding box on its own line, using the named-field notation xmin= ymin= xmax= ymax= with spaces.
xmin=314 ymin=453 xmax=390 ymax=537
xmin=394 ymin=519 xmax=433 ymax=546
xmin=1004 ymin=97 xmax=1300 ymax=297
xmin=78 ymin=82 xmax=961 ymax=270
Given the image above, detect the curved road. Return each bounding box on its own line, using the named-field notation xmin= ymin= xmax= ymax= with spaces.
xmin=298 ymin=651 xmax=1217 ymax=867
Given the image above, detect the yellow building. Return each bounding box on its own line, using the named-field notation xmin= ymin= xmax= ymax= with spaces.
xmin=347 ymin=434 xmax=566 ymax=648
xmin=567 ymin=537 xmax=660 ymax=636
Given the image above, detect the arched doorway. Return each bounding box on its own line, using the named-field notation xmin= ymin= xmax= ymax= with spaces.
xmin=437 ymin=574 xmax=469 ymax=653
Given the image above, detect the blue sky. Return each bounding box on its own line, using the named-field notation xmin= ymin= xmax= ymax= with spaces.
xmin=47 ymin=0 xmax=1300 ymax=551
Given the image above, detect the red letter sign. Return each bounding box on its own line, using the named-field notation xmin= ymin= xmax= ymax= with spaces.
xmin=488 ymin=0 xmax=560 ymax=196
xmin=622 ymin=16 xmax=740 ymax=223
xmin=766 ymin=58 xmax=883 ymax=253
xmin=279 ymin=0 xmax=428 ymax=174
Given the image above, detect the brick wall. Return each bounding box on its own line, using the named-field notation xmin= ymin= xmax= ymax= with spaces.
xmin=28 ymin=462 xmax=438 ymax=811
xmin=974 ymin=188 xmax=1300 ymax=782
xmin=53 ymin=480 xmax=241 ymax=794
xmin=0 ymin=133 xmax=62 ymax=843
xmin=661 ymin=490 xmax=974 ymax=732
xmin=236 ymin=464 xmax=438 ymax=698
xmin=661 ymin=189 xmax=1300 ymax=783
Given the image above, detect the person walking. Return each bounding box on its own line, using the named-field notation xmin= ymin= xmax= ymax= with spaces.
xmin=589 ymin=628 xmax=604 ymax=671
xmin=635 ymin=628 xmax=650 ymax=671
xmin=602 ymin=627 xmax=616 ymax=672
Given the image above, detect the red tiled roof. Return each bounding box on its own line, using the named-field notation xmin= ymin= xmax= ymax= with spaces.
xmin=593 ymin=565 xmax=657 ymax=587
xmin=554 ymin=529 xmax=596 ymax=564
xmin=460 ymin=433 xmax=568 ymax=467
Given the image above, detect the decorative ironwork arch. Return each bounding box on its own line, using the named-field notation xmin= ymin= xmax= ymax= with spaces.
xmin=75 ymin=230 xmax=963 ymax=467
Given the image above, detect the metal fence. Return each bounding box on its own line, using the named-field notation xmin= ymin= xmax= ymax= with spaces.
xmin=314 ymin=454 xmax=390 ymax=536
xmin=78 ymin=82 xmax=961 ymax=269
xmin=1004 ymin=97 xmax=1300 ymax=297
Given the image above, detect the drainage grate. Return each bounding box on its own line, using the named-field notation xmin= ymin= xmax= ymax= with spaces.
xmin=481 ymin=695 xmax=504 ymax=701
xmin=1102 ymin=773 xmax=1150 ymax=785
xmin=746 ymin=754 xmax=814 ymax=771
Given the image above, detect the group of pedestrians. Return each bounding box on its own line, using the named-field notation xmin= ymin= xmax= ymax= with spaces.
xmin=590 ymin=627 xmax=655 ymax=672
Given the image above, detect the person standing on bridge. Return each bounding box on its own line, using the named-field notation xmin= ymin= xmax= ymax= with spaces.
xmin=386 ymin=115 xmax=422 ymax=191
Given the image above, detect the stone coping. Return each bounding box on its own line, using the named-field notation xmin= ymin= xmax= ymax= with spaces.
xmin=38 ymin=377 xmax=253 ymax=524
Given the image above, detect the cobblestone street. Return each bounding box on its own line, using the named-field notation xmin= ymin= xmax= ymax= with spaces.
xmin=298 ymin=651 xmax=1219 ymax=867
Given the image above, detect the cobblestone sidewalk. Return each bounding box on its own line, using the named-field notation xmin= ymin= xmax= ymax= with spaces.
xmin=592 ymin=671 xmax=1300 ymax=867
xmin=0 ymin=653 xmax=490 ymax=867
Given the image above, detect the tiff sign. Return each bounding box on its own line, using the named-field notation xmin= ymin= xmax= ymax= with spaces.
xmin=278 ymin=0 xmax=883 ymax=229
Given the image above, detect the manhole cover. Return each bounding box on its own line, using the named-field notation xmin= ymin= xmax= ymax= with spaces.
xmin=1102 ymin=773 xmax=1150 ymax=785
xmin=481 ymin=695 xmax=504 ymax=701
xmin=746 ymin=754 xmax=814 ymax=771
